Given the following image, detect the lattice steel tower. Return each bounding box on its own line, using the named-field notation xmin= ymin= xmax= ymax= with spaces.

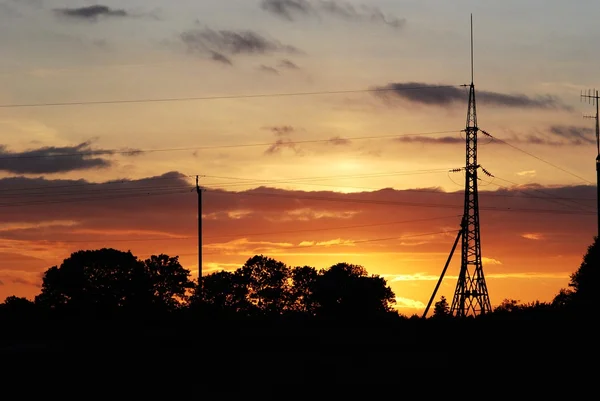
xmin=450 ymin=15 xmax=492 ymax=317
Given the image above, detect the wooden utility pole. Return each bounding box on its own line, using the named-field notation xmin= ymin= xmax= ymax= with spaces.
xmin=196 ymin=176 xmax=203 ymax=296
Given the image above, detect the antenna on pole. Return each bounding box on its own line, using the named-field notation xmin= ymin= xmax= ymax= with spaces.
xmin=470 ymin=13 xmax=474 ymax=85
xmin=581 ymin=88 xmax=600 ymax=237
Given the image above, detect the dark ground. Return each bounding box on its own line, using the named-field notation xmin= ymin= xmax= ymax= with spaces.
xmin=1 ymin=315 xmax=596 ymax=398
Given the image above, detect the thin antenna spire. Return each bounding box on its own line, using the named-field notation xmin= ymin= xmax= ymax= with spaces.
xmin=470 ymin=13 xmax=474 ymax=84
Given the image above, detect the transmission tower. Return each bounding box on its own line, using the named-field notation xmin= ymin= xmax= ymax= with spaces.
xmin=423 ymin=14 xmax=492 ymax=318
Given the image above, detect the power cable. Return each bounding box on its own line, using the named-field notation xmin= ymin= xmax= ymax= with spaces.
xmin=484 ymin=131 xmax=593 ymax=184
xmin=0 ymin=85 xmax=460 ymax=109
xmin=204 ymin=187 xmax=596 ymax=216
xmin=0 ymin=130 xmax=459 ymax=161
xmin=16 ymin=215 xmax=461 ymax=245
xmin=486 ymin=174 xmax=595 ymax=212
xmin=175 ymin=230 xmax=462 ymax=257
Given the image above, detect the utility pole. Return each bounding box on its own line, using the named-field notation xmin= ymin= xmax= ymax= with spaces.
xmin=581 ymin=89 xmax=600 ymax=237
xmin=424 ymin=14 xmax=492 ymax=318
xmin=196 ymin=175 xmax=203 ymax=296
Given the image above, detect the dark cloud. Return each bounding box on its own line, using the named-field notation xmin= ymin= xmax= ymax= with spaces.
xmin=264 ymin=126 xmax=296 ymax=136
xmin=259 ymin=65 xmax=279 ymax=75
xmin=260 ymin=0 xmax=405 ymax=29
xmin=0 ymin=141 xmax=137 ymax=174
xmin=54 ymin=5 xmax=129 ymax=21
xmin=492 ymin=126 xmax=596 ymax=147
xmin=210 ymin=51 xmax=233 ymax=65
xmin=327 ymin=136 xmax=352 ymax=146
xmin=374 ymin=82 xmax=570 ymax=110
xmin=279 ymin=59 xmax=300 ymax=69
xmin=180 ymin=28 xmax=301 ymax=64
xmin=264 ymin=139 xmax=301 ymax=155
xmin=549 ymin=125 xmax=595 ymax=145
xmin=395 ymin=136 xmax=463 ymax=145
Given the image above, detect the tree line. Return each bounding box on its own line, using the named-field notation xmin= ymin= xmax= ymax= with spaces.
xmin=1 ymin=237 xmax=598 ymax=322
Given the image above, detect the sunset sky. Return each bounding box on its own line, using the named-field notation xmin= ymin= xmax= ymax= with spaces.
xmin=0 ymin=0 xmax=599 ymax=315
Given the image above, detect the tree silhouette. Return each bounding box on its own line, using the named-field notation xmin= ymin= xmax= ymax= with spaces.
xmin=236 ymin=255 xmax=291 ymax=315
xmin=144 ymin=254 xmax=195 ymax=311
xmin=312 ymin=262 xmax=396 ymax=318
xmin=0 ymin=296 xmax=36 ymax=318
xmin=194 ymin=270 xmax=251 ymax=314
xmin=433 ymin=295 xmax=450 ymax=318
xmin=494 ymin=299 xmax=521 ymax=313
xmin=193 ymin=257 xmax=396 ymax=319
xmin=35 ymin=248 xmax=193 ymax=313
xmin=289 ymin=265 xmax=318 ymax=314
xmin=566 ymin=237 xmax=599 ymax=311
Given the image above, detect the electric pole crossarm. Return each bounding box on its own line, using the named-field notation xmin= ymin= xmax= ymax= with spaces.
xmin=422 ymin=227 xmax=463 ymax=318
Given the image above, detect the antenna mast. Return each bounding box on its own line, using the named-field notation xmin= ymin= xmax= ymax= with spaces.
xmin=581 ymin=89 xmax=600 ymax=237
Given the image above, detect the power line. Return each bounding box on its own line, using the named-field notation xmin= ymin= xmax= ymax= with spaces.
xmin=179 ymin=230 xmax=462 ymax=257
xmin=0 ymin=167 xmax=450 ymax=197
xmin=0 ymin=130 xmax=458 ymax=161
xmin=204 ymin=172 xmax=597 ymax=202
xmin=204 ymin=187 xmax=596 ymax=216
xmin=14 ymin=215 xmax=460 ymax=245
xmin=0 ymin=85 xmax=460 ymax=109
xmin=0 ymin=187 xmax=192 ymax=208
xmin=486 ymin=173 xmax=595 ymax=212
xmin=485 ymin=131 xmax=594 ymax=184
xmin=0 ymin=170 xmax=595 ymax=213
xmin=0 ymin=178 xmax=593 ymax=215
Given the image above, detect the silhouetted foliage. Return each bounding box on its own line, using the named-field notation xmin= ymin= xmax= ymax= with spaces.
xmin=191 ymin=256 xmax=396 ymax=319
xmin=433 ymin=295 xmax=450 ymax=318
xmin=0 ymin=296 xmax=36 ymax=315
xmin=289 ymin=265 xmax=319 ymax=314
xmin=494 ymin=299 xmax=521 ymax=313
xmin=143 ymin=254 xmax=195 ymax=310
xmin=552 ymin=288 xmax=574 ymax=308
xmin=194 ymin=270 xmax=251 ymax=314
xmin=35 ymin=248 xmax=193 ymax=314
xmin=312 ymin=262 xmax=395 ymax=318
xmin=237 ymin=255 xmax=291 ymax=314
xmin=566 ymin=237 xmax=599 ymax=311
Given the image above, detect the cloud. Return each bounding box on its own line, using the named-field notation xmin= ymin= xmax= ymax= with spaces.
xmin=517 ymin=170 xmax=537 ymax=177
xmin=0 ymin=172 xmax=595 ymax=301
xmin=0 ymin=141 xmax=130 ymax=174
xmin=482 ymin=257 xmax=502 ymax=265
xmin=260 ymin=0 xmax=406 ymax=29
xmin=180 ymin=28 xmax=301 ymax=64
xmin=522 ymin=233 xmax=544 ymax=240
xmin=394 ymin=297 xmax=425 ymax=309
xmin=264 ymin=126 xmax=296 ymax=136
xmin=374 ymin=82 xmax=569 ymax=110
xmin=259 ymin=65 xmax=279 ymax=75
xmin=394 ymin=136 xmax=463 ymax=145
xmin=548 ymin=125 xmax=595 ymax=145
xmin=279 ymin=59 xmax=300 ymax=69
xmin=264 ymin=139 xmax=302 ymax=155
xmin=210 ymin=51 xmax=233 ymax=65
xmin=327 ymin=136 xmax=352 ymax=146
xmin=53 ymin=5 xmax=129 ymax=21
xmin=493 ymin=125 xmax=596 ymax=147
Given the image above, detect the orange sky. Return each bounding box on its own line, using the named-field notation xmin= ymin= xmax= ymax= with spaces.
xmin=0 ymin=1 xmax=599 ymax=315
